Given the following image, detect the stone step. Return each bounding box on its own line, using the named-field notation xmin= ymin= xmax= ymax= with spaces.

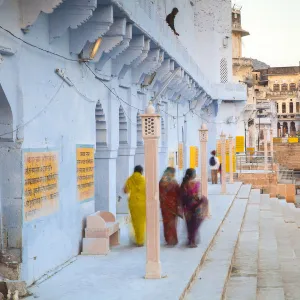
xmin=186 ymin=195 xmax=248 ymax=300
xmin=237 ymin=184 xmax=252 ymax=199
xmin=287 ymin=204 xmax=300 ymax=228
xmin=271 ymin=198 xmax=300 ymax=299
xmin=258 ymin=197 xmax=284 ymax=300
xmin=278 ymin=200 xmax=295 ymax=223
xmin=225 ymin=190 xmax=260 ymax=300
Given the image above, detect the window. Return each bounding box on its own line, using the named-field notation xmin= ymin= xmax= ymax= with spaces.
xmin=276 ymin=102 xmax=279 ymax=113
xmin=282 ymin=103 xmax=286 ymax=113
xmin=273 ymin=84 xmax=280 ymax=92
xmin=297 ymin=102 xmax=300 ymax=113
xmin=290 ymin=102 xmax=294 ymax=113
xmin=255 ymin=74 xmax=258 ymax=80
xmin=281 ymin=83 xmax=288 ymax=92
xmin=290 ymin=83 xmax=297 ymax=91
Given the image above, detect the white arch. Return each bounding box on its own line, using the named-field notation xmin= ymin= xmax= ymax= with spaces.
xmin=0 ymin=84 xmax=13 ymax=141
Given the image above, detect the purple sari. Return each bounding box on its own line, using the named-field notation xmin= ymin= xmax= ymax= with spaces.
xmin=180 ymin=180 xmax=208 ymax=245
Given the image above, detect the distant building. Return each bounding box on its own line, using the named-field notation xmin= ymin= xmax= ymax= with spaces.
xmin=254 ymin=67 xmax=300 ymax=137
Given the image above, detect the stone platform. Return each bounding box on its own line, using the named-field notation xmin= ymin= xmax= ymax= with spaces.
xmin=26 ymin=183 xmax=244 ymax=300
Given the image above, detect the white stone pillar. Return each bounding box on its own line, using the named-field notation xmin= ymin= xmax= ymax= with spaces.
xmin=199 ymin=124 xmax=208 ymax=198
xmin=220 ymin=131 xmax=226 ymax=194
xmin=228 ymin=134 xmax=234 ymax=184
xmin=141 ymin=102 xmax=161 ymax=279
xmin=270 ymin=128 xmax=274 ymax=158
xmin=264 ymin=127 xmax=268 ymax=171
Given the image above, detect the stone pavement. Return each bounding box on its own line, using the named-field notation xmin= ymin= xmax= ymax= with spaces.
xmin=26 ymin=183 xmax=243 ymax=300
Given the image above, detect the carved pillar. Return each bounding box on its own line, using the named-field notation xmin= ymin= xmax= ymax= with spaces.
xmin=264 ymin=127 xmax=268 ymax=171
xmin=270 ymin=128 xmax=274 ymax=158
xmin=220 ymin=131 xmax=226 ymax=194
xmin=141 ymin=102 xmax=161 ymax=279
xmin=199 ymin=124 xmax=208 ymax=198
xmin=228 ymin=134 xmax=234 ymax=184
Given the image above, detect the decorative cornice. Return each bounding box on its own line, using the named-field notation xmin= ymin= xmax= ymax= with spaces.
xmin=20 ymin=0 xmax=64 ymax=30
xmin=96 ymin=23 xmax=132 ymax=72
xmin=70 ymin=5 xmax=114 ymax=54
xmin=49 ymin=0 xmax=97 ymax=42
xmin=118 ymin=39 xmax=150 ymax=80
xmin=132 ymin=49 xmax=164 ymax=84
xmin=112 ymin=35 xmax=145 ymax=77
xmin=149 ymin=59 xmax=172 ymax=89
xmin=89 ymin=18 xmax=126 ymax=62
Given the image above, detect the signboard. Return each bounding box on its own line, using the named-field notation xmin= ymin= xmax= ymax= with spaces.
xmin=23 ymin=150 xmax=59 ymax=222
xmin=190 ymin=146 xmax=198 ymax=169
xmin=235 ymin=136 xmax=245 ymax=153
xmin=273 ymin=138 xmax=282 ymax=144
xmin=76 ymin=145 xmax=95 ymax=203
xmin=178 ymin=143 xmax=184 ymax=170
xmin=246 ymin=147 xmax=255 ymax=155
xmin=217 ymin=155 xmax=236 ymax=173
xmin=168 ymin=152 xmax=175 ymax=168
xmin=288 ymin=137 xmax=298 ymax=144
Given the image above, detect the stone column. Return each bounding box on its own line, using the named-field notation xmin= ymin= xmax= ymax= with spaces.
xmin=220 ymin=131 xmax=226 ymax=194
xmin=228 ymin=134 xmax=234 ymax=184
xmin=141 ymin=102 xmax=161 ymax=279
xmin=199 ymin=124 xmax=208 ymax=198
xmin=270 ymin=128 xmax=274 ymax=158
xmin=264 ymin=127 xmax=268 ymax=171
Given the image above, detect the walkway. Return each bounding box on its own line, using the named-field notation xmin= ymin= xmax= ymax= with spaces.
xmin=26 ymin=183 xmax=244 ymax=300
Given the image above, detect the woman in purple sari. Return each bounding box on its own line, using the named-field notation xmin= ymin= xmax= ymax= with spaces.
xmin=180 ymin=168 xmax=209 ymax=248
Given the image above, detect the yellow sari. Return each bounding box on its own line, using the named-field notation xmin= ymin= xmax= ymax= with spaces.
xmin=125 ymin=172 xmax=146 ymax=246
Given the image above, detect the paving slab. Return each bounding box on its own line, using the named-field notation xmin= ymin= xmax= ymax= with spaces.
xmin=248 ymin=189 xmax=261 ymax=204
xmin=186 ymin=197 xmax=248 ymax=300
xmin=257 ymin=287 xmax=285 ymax=300
xmin=208 ymin=182 xmax=242 ymax=195
xmin=226 ymin=277 xmax=257 ymax=300
xmin=26 ymin=186 xmax=240 ymax=300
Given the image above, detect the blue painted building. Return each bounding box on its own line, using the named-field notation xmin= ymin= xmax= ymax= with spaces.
xmin=0 ymin=0 xmax=246 ymax=286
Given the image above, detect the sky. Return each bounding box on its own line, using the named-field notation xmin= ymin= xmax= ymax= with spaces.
xmin=234 ymin=0 xmax=300 ymax=67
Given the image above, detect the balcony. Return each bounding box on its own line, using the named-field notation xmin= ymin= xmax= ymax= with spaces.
xmin=233 ymin=58 xmax=253 ymax=67
xmin=110 ymin=0 xmax=212 ymax=93
xmin=214 ymin=83 xmax=247 ymax=101
xmin=256 ymin=102 xmax=271 ymax=110
xmin=266 ymin=90 xmax=298 ymax=98
xmin=255 ymin=117 xmax=271 ymax=125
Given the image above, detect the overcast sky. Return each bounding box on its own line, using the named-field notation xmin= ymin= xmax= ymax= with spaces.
xmin=234 ymin=0 xmax=300 ymax=67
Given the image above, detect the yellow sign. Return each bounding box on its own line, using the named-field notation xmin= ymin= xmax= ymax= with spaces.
xmin=236 ymin=136 xmax=245 ymax=153
xmin=168 ymin=152 xmax=175 ymax=168
xmin=190 ymin=146 xmax=198 ymax=169
xmin=246 ymin=147 xmax=255 ymax=155
xmin=77 ymin=145 xmax=95 ymax=202
xmin=178 ymin=143 xmax=184 ymax=170
xmin=217 ymin=155 xmax=236 ymax=173
xmin=273 ymin=138 xmax=282 ymax=144
xmin=23 ymin=151 xmax=59 ymax=222
xmin=216 ymin=140 xmax=221 ymax=156
xmin=195 ymin=147 xmax=199 ymax=167
xmin=288 ymin=137 xmax=298 ymax=144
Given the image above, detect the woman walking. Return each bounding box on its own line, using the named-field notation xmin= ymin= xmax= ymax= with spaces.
xmin=180 ymin=168 xmax=209 ymax=248
xmin=159 ymin=167 xmax=181 ymax=246
xmin=124 ymin=165 xmax=146 ymax=247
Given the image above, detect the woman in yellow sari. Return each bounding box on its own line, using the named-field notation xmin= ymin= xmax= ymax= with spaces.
xmin=124 ymin=165 xmax=146 ymax=247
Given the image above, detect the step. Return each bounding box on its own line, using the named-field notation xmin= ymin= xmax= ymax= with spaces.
xmin=288 ymin=204 xmax=300 ymax=228
xmin=248 ymin=189 xmax=261 ymax=204
xmin=225 ymin=190 xmax=260 ymax=300
xmin=186 ymin=197 xmax=248 ymax=300
xmin=271 ymin=198 xmax=300 ymax=299
xmin=278 ymin=200 xmax=295 ymax=223
xmin=237 ymin=184 xmax=252 ymax=199
xmin=258 ymin=197 xmax=284 ymax=300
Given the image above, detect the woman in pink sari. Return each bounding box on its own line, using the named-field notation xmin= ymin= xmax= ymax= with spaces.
xmin=180 ymin=168 xmax=209 ymax=248
xmin=159 ymin=167 xmax=181 ymax=246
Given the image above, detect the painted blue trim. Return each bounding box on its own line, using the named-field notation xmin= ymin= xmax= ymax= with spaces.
xmin=76 ymin=144 xmax=94 ymax=149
